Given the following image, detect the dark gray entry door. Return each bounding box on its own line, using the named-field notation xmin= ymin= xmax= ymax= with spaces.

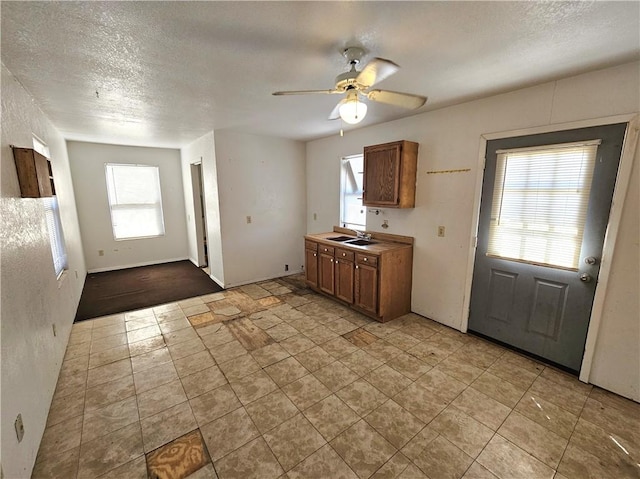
xmin=469 ymin=123 xmax=627 ymax=373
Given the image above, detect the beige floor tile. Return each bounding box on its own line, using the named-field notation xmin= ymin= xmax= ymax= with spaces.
xmin=340 ymin=349 xmax=384 ymax=376
xmin=514 ymin=393 xmax=578 ymax=439
xmin=168 ymin=337 xmax=206 ymax=360
xmin=398 ymin=463 xmax=429 ymax=478
xmin=430 ymin=406 xmax=494 ymax=458
xmin=164 ymin=326 xmax=200 ymax=346
xmin=385 ymin=331 xmax=421 ymax=351
xmin=557 ymin=443 xmax=638 ymax=479
xmin=181 ymin=364 xmax=228 ymax=399
xmin=363 ymin=340 xmax=403 ymax=362
xmin=365 ymin=399 xmax=425 ymax=449
xmin=579 ymin=397 xmax=640 ymax=446
xmin=128 ymin=335 xmax=166 ymax=357
xmin=401 ymin=424 xmax=439 ymax=462
xmin=69 ymin=329 xmax=91 ymax=346
xmin=125 ymin=308 xmax=155 ymax=320
xmin=36 ymin=415 xmax=83 ymax=462
xmin=280 ymin=334 xmax=316 ymax=355
xmin=501 ymin=351 xmax=545 ymax=375
xmin=251 ymin=342 xmax=291 ymax=367
xmin=130 ymin=346 xmax=172 ymax=373
xmin=386 ymin=352 xmax=433 ymax=381
xmin=230 ymin=369 xmax=279 ymax=405
xmin=81 ymin=396 xmax=140 ymax=443
xmin=304 ymin=394 xmax=360 ymax=441
xmin=407 ymin=340 xmax=452 ymax=366
xmin=370 ymin=452 xmax=412 ymax=479
xmin=412 ymin=434 xmax=474 ymax=479
xmin=498 ymin=411 xmax=567 ymax=468
xmin=134 ymin=360 xmax=179 ymax=394
xmin=140 ymin=401 xmax=198 ymax=453
xmin=153 ymin=302 xmax=181 ymax=314
xmin=364 ymin=364 xmax=413 ymax=398
xmin=127 ymin=324 xmax=162 ymax=343
xmin=266 ymin=322 xmax=300 ymax=341
xmin=305 ymin=325 xmax=340 ymax=344
xmin=477 ymin=435 xmax=554 ymax=479
xmin=91 ymin=322 xmax=126 ymax=340
xmin=158 ymin=316 xmax=191 ymax=334
xmin=434 ymin=355 xmax=485 ymax=385
xmin=282 ymin=373 xmax=332 ymax=410
xmin=287 ymin=444 xmax=358 ymax=479
xmin=32 ymin=445 xmax=79 ymax=479
xmin=190 ymin=383 xmax=241 ymax=426
xmin=245 ymin=390 xmax=299 ymax=433
xmin=174 ymin=349 xmax=215 ymax=378
xmin=488 ymin=359 xmax=539 ymax=391
xmin=313 ymin=361 xmax=359 ymax=392
xmin=185 ymin=463 xmax=218 ymax=479
xmin=264 ymin=413 xmax=327 ymax=470
xmin=77 ymin=422 xmax=143 ymax=479
xmin=218 ymin=353 xmax=262 ymax=381
xmin=462 ymin=462 xmax=499 ymax=479
xmin=321 ymin=336 xmax=360 ymax=358
xmin=156 ymin=309 xmax=186 ymax=323
xmin=326 ymin=317 xmax=359 ymax=335
xmin=330 ymin=420 xmax=396 ymax=479
xmin=414 ymin=368 xmax=467 ymax=403
xmin=46 ymin=389 xmax=85 ymax=427
xmin=183 ymin=304 xmax=210 ymax=317
xmin=542 ymin=367 xmax=593 ymax=395
xmin=528 ymin=376 xmax=588 ymax=416
xmin=201 ymin=407 xmax=260 ymax=461
xmin=137 ymin=378 xmax=187 ymax=419
xmin=64 ymin=340 xmax=91 ymax=361
xmin=470 ymin=372 xmax=526 ymax=408
xmin=294 ymin=345 xmax=335 ymax=371
xmin=88 ymin=344 xmax=130 ymax=369
xmin=84 ymin=374 xmax=135 ymax=412
xmin=337 ymin=378 xmax=389 ymax=417
xmin=86 ymin=358 xmax=132 ymax=389
xmin=452 ymin=388 xmax=512 ymax=431
xmin=90 ymin=314 xmax=124 ymax=330
xmin=126 ymin=316 xmax=158 ymax=332
xmin=214 ymin=437 xmax=284 ymax=479
xmin=251 ymin=312 xmax=284 ymax=330
xmin=265 ymin=356 xmax=310 ymax=386
xmin=98 ymin=455 xmax=148 ymax=479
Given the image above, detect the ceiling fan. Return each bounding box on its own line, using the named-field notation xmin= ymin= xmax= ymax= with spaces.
xmin=273 ymin=47 xmax=427 ymax=125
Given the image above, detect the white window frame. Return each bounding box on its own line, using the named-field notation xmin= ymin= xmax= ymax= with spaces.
xmin=340 ymin=154 xmax=366 ymax=230
xmin=105 ymin=163 xmax=166 ymax=241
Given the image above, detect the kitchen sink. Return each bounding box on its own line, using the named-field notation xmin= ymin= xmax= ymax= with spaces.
xmin=327 ymin=236 xmax=354 ymax=242
xmin=345 ymin=239 xmax=376 ymax=246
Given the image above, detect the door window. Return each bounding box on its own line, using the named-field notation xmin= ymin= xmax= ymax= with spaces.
xmin=487 ymin=140 xmax=600 ymax=270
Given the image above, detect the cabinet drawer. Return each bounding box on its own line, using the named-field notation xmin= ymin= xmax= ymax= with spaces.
xmin=305 ymin=240 xmax=318 ymax=251
xmin=335 ymin=248 xmax=355 ymax=262
xmin=356 ymin=253 xmax=378 ymax=267
xmin=319 ymin=245 xmax=335 ymax=255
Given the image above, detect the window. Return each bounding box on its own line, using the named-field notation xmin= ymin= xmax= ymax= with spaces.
xmin=340 ymin=155 xmax=366 ymax=229
xmin=105 ymin=164 xmax=165 ymax=240
xmin=487 ymin=140 xmax=599 ymax=270
xmin=33 ymin=137 xmax=67 ymax=278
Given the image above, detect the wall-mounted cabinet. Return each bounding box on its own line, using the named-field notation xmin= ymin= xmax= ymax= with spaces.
xmin=363 ymin=140 xmax=418 ymax=208
xmin=12 ymin=147 xmax=55 ymax=198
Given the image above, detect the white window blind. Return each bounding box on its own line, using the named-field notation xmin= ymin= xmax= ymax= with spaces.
xmin=43 ymin=196 xmax=68 ymax=278
xmin=105 ymin=164 xmax=165 ymax=240
xmin=340 ymin=155 xmax=366 ymax=229
xmin=487 ymin=140 xmax=600 ymax=270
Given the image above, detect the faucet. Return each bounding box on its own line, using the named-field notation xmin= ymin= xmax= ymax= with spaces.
xmin=351 ymin=229 xmax=372 ymax=240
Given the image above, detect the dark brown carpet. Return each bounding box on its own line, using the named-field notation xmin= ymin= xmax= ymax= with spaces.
xmin=74 ymin=260 xmax=223 ymax=322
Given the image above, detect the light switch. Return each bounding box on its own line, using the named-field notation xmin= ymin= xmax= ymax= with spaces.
xmin=438 ymin=226 xmax=445 ymax=237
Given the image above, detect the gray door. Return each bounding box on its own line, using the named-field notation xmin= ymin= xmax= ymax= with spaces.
xmin=469 ymin=123 xmax=627 ymax=373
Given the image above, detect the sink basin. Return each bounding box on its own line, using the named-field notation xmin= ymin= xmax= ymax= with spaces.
xmin=327 ymin=236 xmax=354 ymax=242
xmin=345 ymin=239 xmax=376 ymax=246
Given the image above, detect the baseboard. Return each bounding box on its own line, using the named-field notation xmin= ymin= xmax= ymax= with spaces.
xmin=87 ymin=257 xmax=190 ymax=274
xmin=223 ymin=269 xmax=303 ymax=289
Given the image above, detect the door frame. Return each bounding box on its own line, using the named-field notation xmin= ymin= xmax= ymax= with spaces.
xmin=190 ymin=161 xmax=209 ymax=268
xmin=461 ymin=113 xmax=639 ymax=382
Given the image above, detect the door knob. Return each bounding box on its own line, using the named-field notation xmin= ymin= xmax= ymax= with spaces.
xmin=584 ymin=256 xmax=598 ymax=265
xmin=579 ymin=273 xmax=592 ymax=282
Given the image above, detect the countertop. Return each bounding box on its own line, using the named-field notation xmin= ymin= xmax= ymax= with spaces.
xmin=305 ymin=231 xmax=413 ymax=254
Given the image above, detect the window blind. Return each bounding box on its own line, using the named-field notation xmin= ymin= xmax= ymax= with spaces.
xmin=105 ymin=164 xmax=165 ymax=240
xmin=43 ymin=196 xmax=68 ymax=277
xmin=487 ymin=140 xmax=600 ymax=270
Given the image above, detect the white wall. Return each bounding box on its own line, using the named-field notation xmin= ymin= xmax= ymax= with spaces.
xmin=1 ymin=63 xmax=86 ymax=478
xmin=306 ymin=61 xmax=639 ymax=400
xmin=214 ymin=131 xmax=306 ymax=287
xmin=67 ymin=141 xmax=189 ymax=272
xmin=180 ymin=131 xmax=226 ymax=286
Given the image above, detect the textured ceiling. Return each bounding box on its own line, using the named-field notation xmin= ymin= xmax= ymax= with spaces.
xmin=2 ymin=1 xmax=639 ymax=147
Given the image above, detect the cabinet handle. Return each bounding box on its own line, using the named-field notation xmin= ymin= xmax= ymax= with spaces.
xmin=313 ymin=253 xmax=317 ymax=257
xmin=364 ymin=258 xmax=368 ymax=262
xmin=324 ymin=248 xmax=328 ymax=252
xmin=330 ymin=259 xmax=334 ymax=263
xmin=355 ymin=265 xmax=359 ymax=269
xmin=342 ymin=253 xmax=346 ymax=256
xmin=335 ymin=260 xmax=338 ymax=264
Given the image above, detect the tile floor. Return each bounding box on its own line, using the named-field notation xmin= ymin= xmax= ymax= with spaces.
xmin=32 ymin=275 xmax=640 ymax=479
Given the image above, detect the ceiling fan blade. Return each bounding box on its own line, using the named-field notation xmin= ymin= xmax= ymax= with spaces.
xmin=272 ymin=89 xmax=340 ymax=96
xmin=366 ymin=89 xmax=427 ymax=109
xmin=329 ymin=99 xmax=347 ymax=120
xmin=356 ymin=58 xmax=399 ymax=88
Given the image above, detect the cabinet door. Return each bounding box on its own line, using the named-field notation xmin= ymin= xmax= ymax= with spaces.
xmin=355 ymin=263 xmax=378 ymax=314
xmin=305 ymin=248 xmax=319 ymax=288
xmin=319 ymin=253 xmax=335 ymax=295
xmin=335 ymin=259 xmax=354 ymax=304
xmin=363 ymin=143 xmax=401 ymax=206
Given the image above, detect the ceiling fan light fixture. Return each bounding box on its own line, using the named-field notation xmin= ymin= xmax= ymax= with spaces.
xmin=339 ymin=92 xmax=367 ymax=124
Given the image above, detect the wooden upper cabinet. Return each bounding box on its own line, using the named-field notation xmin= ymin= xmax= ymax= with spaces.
xmin=363 ymin=140 xmax=418 ymax=208
xmin=12 ymin=147 xmax=55 ymax=198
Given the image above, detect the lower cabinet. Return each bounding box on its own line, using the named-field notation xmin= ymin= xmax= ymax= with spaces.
xmin=304 ymin=236 xmax=412 ymax=322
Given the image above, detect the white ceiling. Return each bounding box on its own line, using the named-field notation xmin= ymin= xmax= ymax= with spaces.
xmin=2 ymin=1 xmax=639 ymax=147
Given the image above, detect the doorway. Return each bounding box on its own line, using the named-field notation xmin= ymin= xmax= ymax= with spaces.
xmin=468 ymin=123 xmax=627 ymax=373
xmin=190 ymin=162 xmax=208 ymax=270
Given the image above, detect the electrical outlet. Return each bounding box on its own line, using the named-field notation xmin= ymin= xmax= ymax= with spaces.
xmin=438 ymin=226 xmax=445 ymax=237
xmin=98 ymin=250 xmax=104 ymax=256
xmin=313 ymin=213 xmax=317 ymax=221
xmin=15 ymin=414 xmax=24 ymax=443
xmin=285 ymin=264 xmax=289 ymax=272
xmin=246 ymin=215 xmax=252 ymax=224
